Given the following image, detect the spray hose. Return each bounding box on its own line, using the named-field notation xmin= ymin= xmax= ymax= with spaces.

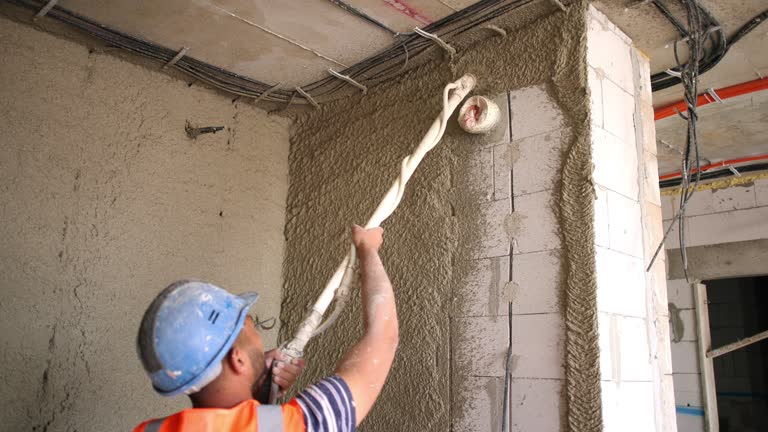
xmin=268 ymin=74 xmax=477 ymax=403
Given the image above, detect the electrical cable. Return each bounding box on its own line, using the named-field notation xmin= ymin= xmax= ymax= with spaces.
xmin=650 ymin=2 xmax=768 ymax=93
xmin=659 ymin=162 xmax=768 ymax=188
xmin=6 ymin=0 xmax=538 ymax=105
xmin=646 ymin=0 xmax=705 ymax=280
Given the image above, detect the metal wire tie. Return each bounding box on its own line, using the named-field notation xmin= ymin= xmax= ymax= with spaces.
xmin=413 ymin=28 xmax=456 ymax=59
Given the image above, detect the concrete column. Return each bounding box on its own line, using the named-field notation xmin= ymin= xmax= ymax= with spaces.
xmin=587 ymin=6 xmax=676 ymax=432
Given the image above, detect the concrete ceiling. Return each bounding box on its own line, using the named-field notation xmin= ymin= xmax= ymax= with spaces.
xmin=58 ymin=0 xmax=480 ymax=87
xmin=11 ymin=0 xmax=767 ymax=177
xmin=593 ymin=0 xmax=768 ymax=176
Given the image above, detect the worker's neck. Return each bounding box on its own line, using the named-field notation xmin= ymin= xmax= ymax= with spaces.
xmin=190 ymin=378 xmax=252 ymax=409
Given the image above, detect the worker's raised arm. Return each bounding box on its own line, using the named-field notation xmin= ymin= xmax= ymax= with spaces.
xmin=335 ymin=225 xmax=399 ymax=426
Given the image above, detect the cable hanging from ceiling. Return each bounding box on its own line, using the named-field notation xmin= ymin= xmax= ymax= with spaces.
xmin=649 ymin=0 xmax=768 ymax=92
xmin=6 ymin=0 xmax=541 ymax=106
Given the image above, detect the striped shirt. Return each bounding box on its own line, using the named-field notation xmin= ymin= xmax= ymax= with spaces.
xmin=295 ymin=375 xmax=356 ymax=432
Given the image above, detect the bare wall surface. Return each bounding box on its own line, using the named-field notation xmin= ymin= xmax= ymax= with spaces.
xmin=279 ymin=2 xmax=597 ymax=431
xmin=0 ymin=18 xmax=290 ymax=431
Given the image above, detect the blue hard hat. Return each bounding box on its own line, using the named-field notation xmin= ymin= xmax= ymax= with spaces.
xmin=137 ymin=280 xmax=259 ymax=396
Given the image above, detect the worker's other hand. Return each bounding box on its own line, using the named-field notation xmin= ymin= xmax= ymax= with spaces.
xmin=265 ymin=349 xmax=306 ymax=398
xmin=351 ymin=225 xmax=384 ymax=255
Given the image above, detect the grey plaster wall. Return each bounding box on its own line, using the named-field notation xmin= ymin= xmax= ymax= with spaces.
xmin=0 ymin=17 xmax=290 ymax=431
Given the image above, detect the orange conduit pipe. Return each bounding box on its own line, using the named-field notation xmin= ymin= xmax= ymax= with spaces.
xmin=654 ymin=76 xmax=768 ymax=121
xmin=659 ymin=154 xmax=768 ymax=181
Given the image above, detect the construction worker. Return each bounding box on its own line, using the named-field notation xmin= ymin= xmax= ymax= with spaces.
xmin=133 ymin=225 xmax=398 ymax=431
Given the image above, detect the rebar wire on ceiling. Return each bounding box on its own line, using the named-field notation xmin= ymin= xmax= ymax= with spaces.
xmin=649 ymin=0 xmax=768 ymax=92
xmin=7 ymin=0 xmax=541 ymax=106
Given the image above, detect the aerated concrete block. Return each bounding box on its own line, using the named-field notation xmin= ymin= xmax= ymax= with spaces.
xmin=594 ymin=185 xmax=610 ymax=248
xmin=451 ymin=375 xmax=504 ymax=432
xmin=592 ymin=126 xmax=639 ymax=200
xmin=671 ymin=341 xmax=700 ymax=374
xmin=475 ymin=199 xmax=511 ymax=259
xmin=587 ymin=7 xmax=634 ymax=96
xmin=453 ymin=256 xmax=510 ymax=318
xmin=601 ymin=78 xmax=637 ymax=149
xmin=595 ymin=246 xmax=646 ymax=318
xmin=601 ymin=381 xmax=655 ymax=432
xmin=452 ymin=315 xmax=508 ymax=378
xmin=683 ymin=185 xmax=757 ymax=217
xmin=511 ymin=249 xmax=561 ymax=315
xmin=756 ymin=177 xmax=768 ymax=207
xmin=588 ymin=65 xmax=604 ymax=128
xmin=511 ymin=313 xmax=565 ymax=379
xmin=607 ymin=190 xmax=643 ymax=258
xmin=510 ymin=190 xmax=561 ymax=254
xmin=510 ymin=378 xmax=564 ymax=432
xmin=510 ymin=129 xmax=567 ymax=197
xmin=509 ymin=85 xmax=564 ymax=142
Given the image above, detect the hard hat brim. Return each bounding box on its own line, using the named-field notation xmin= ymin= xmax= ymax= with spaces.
xmin=156 ymin=291 xmax=260 ymax=396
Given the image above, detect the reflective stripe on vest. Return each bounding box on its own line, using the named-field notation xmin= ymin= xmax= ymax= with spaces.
xmin=256 ymin=405 xmax=284 ymax=431
xmin=144 ymin=417 xmax=166 ymax=432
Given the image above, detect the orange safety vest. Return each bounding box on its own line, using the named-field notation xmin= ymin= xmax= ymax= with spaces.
xmin=133 ymin=399 xmax=306 ymax=432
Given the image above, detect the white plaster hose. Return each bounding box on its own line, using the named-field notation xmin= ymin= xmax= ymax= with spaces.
xmin=269 ymin=74 xmax=477 ymax=403
xmin=457 ymin=95 xmax=500 ymax=134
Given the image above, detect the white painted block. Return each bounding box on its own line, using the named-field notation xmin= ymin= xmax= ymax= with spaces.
xmin=510 ymin=378 xmax=564 ymax=432
xmin=601 ymin=381 xmax=655 ymax=432
xmin=509 ymin=85 xmax=564 ymax=141
xmin=475 ymin=199 xmax=511 ymax=259
xmin=511 ymin=249 xmax=560 ymax=314
xmin=492 ymin=142 xmax=511 ymax=200
xmin=453 ymin=256 xmax=509 ymax=317
xmin=594 ymin=185 xmax=610 ymax=248
xmin=592 ymin=126 xmax=639 ymax=200
xmin=466 ymin=146 xmax=494 ymax=203
xmin=642 ymin=151 xmax=662 ymax=206
xmin=756 ymin=177 xmax=768 ymax=207
xmin=684 ymin=185 xmax=757 ymax=217
xmin=587 ymin=7 xmax=634 ymax=95
xmin=452 ymin=375 xmax=504 ymax=432
xmin=667 ymin=279 xmax=693 ymax=309
xmin=671 ymin=341 xmax=700 ymax=374
xmin=601 ymin=77 xmax=637 ymax=148
xmin=510 ymin=190 xmax=560 ymax=254
xmin=511 ymin=129 xmax=567 ymax=197
xmin=595 ymin=246 xmax=646 ymax=317
xmin=672 ymin=373 xmax=703 ymax=407
xmin=511 ymin=313 xmax=564 ymax=379
xmin=452 ymin=316 xmax=508 ymax=377
xmin=588 ymin=66 xmax=604 ymax=128
xmin=686 ymin=206 xmax=768 ymax=247
xmin=607 ymin=190 xmax=644 ymax=258
xmin=618 ymin=316 xmax=653 ymax=382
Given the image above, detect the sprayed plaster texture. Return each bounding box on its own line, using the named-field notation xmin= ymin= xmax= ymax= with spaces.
xmin=0 ymin=18 xmax=290 ymax=431
xmin=280 ymin=1 xmax=600 ymax=431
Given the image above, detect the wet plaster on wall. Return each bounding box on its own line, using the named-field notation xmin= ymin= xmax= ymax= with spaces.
xmin=0 ymin=17 xmax=291 ymax=431
xmin=280 ymin=1 xmax=601 ymax=430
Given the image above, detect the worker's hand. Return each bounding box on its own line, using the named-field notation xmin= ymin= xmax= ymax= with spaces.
xmin=351 ymin=225 xmax=384 ymax=256
xmin=265 ymin=349 xmax=306 ymax=398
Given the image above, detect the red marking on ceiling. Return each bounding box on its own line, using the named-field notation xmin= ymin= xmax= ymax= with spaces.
xmin=382 ymin=0 xmax=432 ymax=26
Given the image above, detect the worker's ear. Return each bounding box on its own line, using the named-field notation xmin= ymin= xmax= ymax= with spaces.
xmin=227 ymin=346 xmax=249 ymax=375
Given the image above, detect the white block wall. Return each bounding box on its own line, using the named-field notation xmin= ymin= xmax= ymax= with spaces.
xmin=661 ymin=179 xmax=768 ymax=249
xmin=452 ymin=85 xmax=568 ymax=431
xmin=588 ymin=6 xmax=676 ymax=432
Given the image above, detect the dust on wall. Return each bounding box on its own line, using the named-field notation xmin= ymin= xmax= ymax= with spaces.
xmin=0 ymin=17 xmax=290 ymax=431
xmin=279 ymin=1 xmax=601 ymax=431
